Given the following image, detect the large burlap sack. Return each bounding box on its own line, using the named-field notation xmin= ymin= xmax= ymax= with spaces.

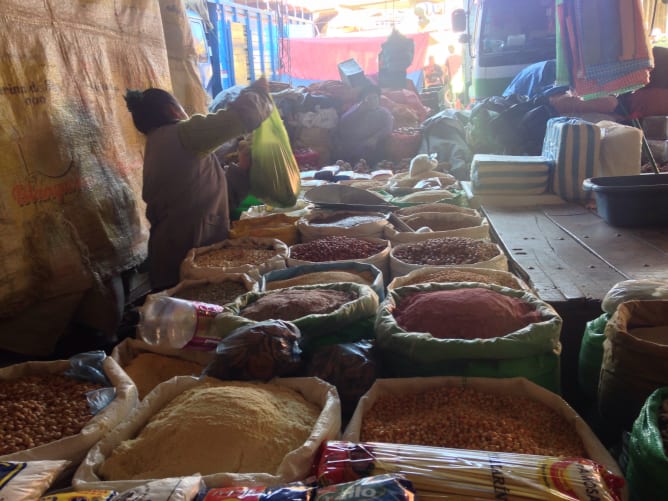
xmin=180 ymin=238 xmax=288 ymax=281
xmin=229 ymin=213 xmax=300 ymax=245
xmin=0 ymin=1 xmax=184 ymax=355
xmin=598 ymin=300 xmax=668 ymax=432
xmin=73 ymin=376 xmax=341 ymax=492
xmin=375 ymin=283 xmax=562 ymax=391
xmin=0 ymin=356 xmax=138 ymax=470
xmin=342 ymin=376 xmax=623 ymax=483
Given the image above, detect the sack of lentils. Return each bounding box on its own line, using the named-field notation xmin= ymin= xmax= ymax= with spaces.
xmin=221 ymin=283 xmax=380 ymax=347
xmin=389 ymin=236 xmax=507 ymax=279
xmin=374 ymin=282 xmax=562 ymax=392
xmin=180 ymin=237 xmax=288 ymax=281
xmin=288 ymin=235 xmax=391 ymax=285
xmin=0 ymin=356 xmax=137 ymax=468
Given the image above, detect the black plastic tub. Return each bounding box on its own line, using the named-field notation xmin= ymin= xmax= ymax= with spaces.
xmin=582 ymin=173 xmax=668 ymax=227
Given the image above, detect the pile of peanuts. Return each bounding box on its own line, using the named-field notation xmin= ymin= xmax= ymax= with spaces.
xmin=360 ymin=385 xmax=587 ymax=458
xmin=194 ymin=247 xmax=277 ymax=268
xmin=0 ymin=374 xmax=103 ymax=454
xmin=290 ymin=236 xmax=386 ymax=262
xmin=393 ymin=237 xmax=499 ymax=266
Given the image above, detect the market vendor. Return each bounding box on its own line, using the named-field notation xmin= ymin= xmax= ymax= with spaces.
xmin=124 ymin=80 xmax=273 ymax=291
xmin=335 ymin=83 xmax=394 ymax=167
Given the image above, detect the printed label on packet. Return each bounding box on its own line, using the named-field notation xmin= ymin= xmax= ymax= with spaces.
xmin=185 ymin=301 xmax=225 ymax=351
xmin=199 ymin=485 xmax=266 ymax=501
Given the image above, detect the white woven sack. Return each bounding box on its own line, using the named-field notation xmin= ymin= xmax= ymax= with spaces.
xmin=73 ymin=376 xmax=341 ymax=493
xmin=387 ymin=265 xmax=529 ymax=292
xmin=389 ymin=240 xmax=508 ymax=279
xmin=384 ymin=217 xmax=490 ymax=244
xmin=297 ymin=209 xmax=390 ymax=242
xmin=180 ymin=238 xmax=288 ymax=281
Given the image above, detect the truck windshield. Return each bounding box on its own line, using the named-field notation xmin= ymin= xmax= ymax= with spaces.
xmin=479 ymin=0 xmax=556 ymax=67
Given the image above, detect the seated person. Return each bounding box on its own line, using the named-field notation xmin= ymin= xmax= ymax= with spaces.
xmin=335 ymin=84 xmax=394 ymax=167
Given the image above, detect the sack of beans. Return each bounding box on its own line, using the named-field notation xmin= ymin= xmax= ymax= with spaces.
xmin=598 ymin=299 xmax=668 ymax=432
xmin=297 ymin=210 xmax=390 ymax=242
xmin=374 ymin=282 xmax=562 ymax=392
xmin=180 ymin=238 xmax=288 ymax=281
xmin=288 ymin=236 xmax=391 ymax=285
xmin=262 ymin=262 xmax=385 ymax=301
xmin=0 ymin=355 xmax=137 ymax=468
xmin=387 ymin=265 xmax=528 ymax=292
xmin=389 ymin=236 xmax=508 ymax=279
xmin=229 ymin=213 xmax=300 ymax=246
xmin=340 ymin=377 xmax=624 ymax=494
xmin=384 ymin=214 xmax=490 ymax=244
xmin=164 ymin=274 xmax=259 ymax=307
xmin=111 ymin=338 xmax=214 ymax=400
xmin=73 ymin=376 xmax=341 ymax=493
xmin=221 ymin=283 xmax=380 ymax=347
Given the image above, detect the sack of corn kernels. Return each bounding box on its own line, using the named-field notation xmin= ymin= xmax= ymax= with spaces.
xmin=180 ymin=237 xmax=288 ymax=281
xmin=375 ymin=282 xmax=562 ymax=392
xmin=342 ymin=376 xmax=623 ymax=480
xmin=0 ymin=354 xmax=137 ymax=470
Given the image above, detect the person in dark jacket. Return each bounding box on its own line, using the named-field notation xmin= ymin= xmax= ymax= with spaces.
xmin=336 ymin=83 xmax=394 ymax=167
xmin=124 ymin=79 xmax=272 ymax=290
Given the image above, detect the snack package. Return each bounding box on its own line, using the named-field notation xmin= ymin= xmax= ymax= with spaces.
xmin=0 ymin=460 xmax=70 ymax=501
xmin=315 ymin=474 xmax=414 ymax=501
xmin=316 ymin=441 xmax=625 ymax=501
xmin=197 ymin=483 xmax=313 ymax=501
xmin=112 ymin=475 xmax=203 ymax=500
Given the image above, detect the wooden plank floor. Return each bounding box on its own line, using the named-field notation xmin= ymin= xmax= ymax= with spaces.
xmin=482 ymin=203 xmax=667 ymax=304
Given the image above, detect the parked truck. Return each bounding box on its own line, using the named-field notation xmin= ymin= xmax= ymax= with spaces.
xmin=452 ymin=0 xmax=556 ymax=104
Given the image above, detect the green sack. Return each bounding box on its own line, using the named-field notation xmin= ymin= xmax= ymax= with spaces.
xmin=577 ymin=312 xmax=610 ymax=400
xmin=626 ymin=387 xmax=668 ymax=501
xmin=375 ymin=282 xmax=563 ymax=392
xmin=250 ymin=101 xmax=300 ymax=208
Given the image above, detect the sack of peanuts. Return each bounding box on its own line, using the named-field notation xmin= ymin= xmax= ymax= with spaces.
xmin=0 ymin=355 xmax=138 ymax=467
xmin=297 ymin=209 xmax=390 ymax=242
xmin=220 ymin=283 xmax=380 ymax=347
xmin=262 ymin=262 xmax=385 ymax=301
xmin=389 ymin=236 xmax=508 ymax=279
xmin=111 ymin=338 xmax=214 ymax=400
xmin=342 ymin=376 xmax=624 ymax=490
xmin=180 ymin=238 xmax=288 ymax=281
xmin=72 ymin=376 xmax=341 ymax=493
xmin=383 ymin=214 xmax=490 ymax=244
xmin=387 ymin=265 xmax=529 ymax=292
xmin=374 ymin=282 xmax=562 ymax=390
xmin=287 ymin=236 xmax=391 ymax=285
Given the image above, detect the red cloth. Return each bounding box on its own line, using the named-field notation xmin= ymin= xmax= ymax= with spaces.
xmin=280 ymin=33 xmax=431 ymax=81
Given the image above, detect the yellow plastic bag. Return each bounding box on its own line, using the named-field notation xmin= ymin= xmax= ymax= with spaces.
xmin=250 ymin=101 xmax=301 ymax=207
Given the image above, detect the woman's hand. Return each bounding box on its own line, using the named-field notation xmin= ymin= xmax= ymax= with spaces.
xmin=229 ymin=77 xmax=273 ymax=131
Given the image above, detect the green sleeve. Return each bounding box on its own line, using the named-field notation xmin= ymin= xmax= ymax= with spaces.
xmin=177 ymin=108 xmax=246 ymax=156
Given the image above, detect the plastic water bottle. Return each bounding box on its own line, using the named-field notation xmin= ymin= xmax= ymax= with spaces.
xmin=137 ymin=295 xmax=224 ymax=350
